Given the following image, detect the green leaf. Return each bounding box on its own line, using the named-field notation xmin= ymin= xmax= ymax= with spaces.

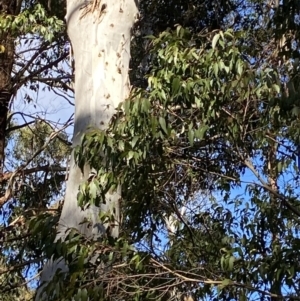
xmin=228 ymin=256 xmax=235 ymax=271
xmin=89 ymin=181 xmax=98 ymax=199
xmin=118 ymin=140 xmax=124 ymax=151
xmin=188 ymin=129 xmax=194 ymax=146
xmin=272 ymin=84 xmax=280 ymax=93
xmin=195 ymin=125 xmax=208 ymax=140
xmin=213 ymin=63 xmax=219 ymax=77
xmin=127 ymin=151 xmax=135 ymax=161
xmin=159 ymin=116 xmax=168 ymax=134
xmin=172 ymin=77 xmax=181 ymax=96
xmin=131 ymin=136 xmax=139 ymax=148
xmin=236 ymin=60 xmax=243 ymax=76
xmin=142 ymin=98 xmax=150 ymax=112
xmin=219 ymin=278 xmax=232 ymax=289
xmin=212 ymin=33 xmax=220 ymax=49
xmin=292 ymin=106 xmax=300 ymax=116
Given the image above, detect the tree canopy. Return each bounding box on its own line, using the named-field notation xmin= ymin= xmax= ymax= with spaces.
xmin=1 ymin=0 xmax=300 ymax=300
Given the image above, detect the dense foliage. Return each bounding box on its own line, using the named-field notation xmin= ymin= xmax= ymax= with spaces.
xmin=2 ymin=0 xmax=300 ymax=300
xmin=0 ymin=0 xmax=70 ymax=299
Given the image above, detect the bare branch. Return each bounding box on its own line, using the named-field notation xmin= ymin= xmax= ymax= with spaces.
xmin=6 ymin=121 xmax=35 ymax=133
xmin=0 ymin=121 xmax=71 ymax=207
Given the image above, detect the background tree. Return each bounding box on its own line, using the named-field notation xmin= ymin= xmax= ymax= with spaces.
xmin=1 ymin=118 xmax=71 ymax=299
xmin=0 ymin=0 xmax=71 ymax=298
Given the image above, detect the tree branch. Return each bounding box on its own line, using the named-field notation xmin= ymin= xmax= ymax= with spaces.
xmin=6 ymin=121 xmax=35 ymax=133
xmin=0 ymin=120 xmax=71 ymax=207
xmin=244 ymin=157 xmax=300 ymax=217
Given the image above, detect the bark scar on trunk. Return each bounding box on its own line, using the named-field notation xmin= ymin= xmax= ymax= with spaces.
xmin=80 ymin=0 xmax=107 ymax=20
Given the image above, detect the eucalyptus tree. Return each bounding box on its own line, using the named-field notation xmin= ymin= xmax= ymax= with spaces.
xmin=3 ymin=0 xmax=300 ymax=300
xmin=0 ymin=119 xmax=70 ymax=299
xmin=66 ymin=0 xmax=300 ymax=300
xmin=0 ymin=0 xmax=71 ymax=298
xmin=36 ymin=0 xmax=139 ymax=299
xmin=55 ymin=0 xmax=138 ymax=241
xmin=0 ymin=0 xmax=69 ymax=172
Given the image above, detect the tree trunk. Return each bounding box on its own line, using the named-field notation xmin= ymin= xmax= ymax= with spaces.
xmin=58 ymin=0 xmax=138 ymax=239
xmin=36 ymin=0 xmax=138 ymax=298
xmin=0 ymin=0 xmax=20 ymax=172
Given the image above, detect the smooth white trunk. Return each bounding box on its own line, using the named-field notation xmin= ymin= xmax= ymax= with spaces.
xmin=36 ymin=0 xmax=138 ymax=299
xmin=58 ymin=0 xmax=138 ymax=240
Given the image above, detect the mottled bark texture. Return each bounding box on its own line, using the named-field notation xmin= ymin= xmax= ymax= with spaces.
xmin=36 ymin=0 xmax=138 ymax=299
xmin=59 ymin=0 xmax=138 ymax=240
